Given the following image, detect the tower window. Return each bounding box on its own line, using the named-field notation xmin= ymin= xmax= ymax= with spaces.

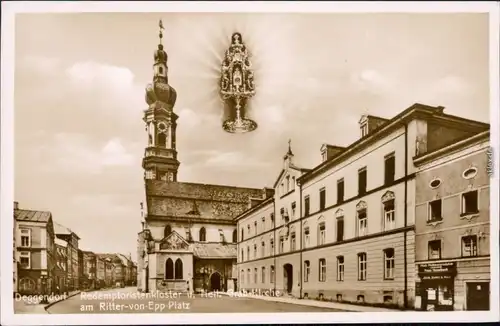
xmin=159 ymin=66 xmax=164 ymax=74
xmin=157 ymin=132 xmax=166 ymax=147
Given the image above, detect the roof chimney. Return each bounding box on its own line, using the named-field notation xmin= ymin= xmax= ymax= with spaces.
xmin=14 ymin=201 xmax=19 ymax=210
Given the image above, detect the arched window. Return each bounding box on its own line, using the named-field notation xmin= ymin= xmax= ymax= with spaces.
xmin=159 ymin=66 xmax=164 ymax=74
xmin=165 ymin=258 xmax=174 ymax=279
xmin=232 ymin=229 xmax=237 ymax=243
xmin=174 ymin=258 xmax=183 ymax=280
xmin=157 ymin=133 xmax=166 ymax=147
xmin=19 ymin=277 xmax=36 ymax=294
xmin=199 ymin=227 xmax=206 ymax=242
xmin=164 ymin=225 xmax=172 ymax=238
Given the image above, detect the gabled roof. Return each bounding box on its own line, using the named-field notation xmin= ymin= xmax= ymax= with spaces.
xmin=14 ymin=209 xmax=52 ymax=223
xmin=272 ymin=163 xmax=311 ymax=188
xmin=54 ymin=222 xmax=81 ymax=240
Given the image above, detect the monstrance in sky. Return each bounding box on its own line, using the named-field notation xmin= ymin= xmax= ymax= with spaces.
xmin=219 ymin=32 xmax=258 ymax=134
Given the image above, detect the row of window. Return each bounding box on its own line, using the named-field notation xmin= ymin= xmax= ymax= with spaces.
xmin=304 ymin=153 xmax=396 ymax=216
xmin=240 ymin=249 xmax=395 ymax=284
xmin=240 ymin=194 xmax=397 ymax=262
xmin=241 ymin=265 xmax=275 ymax=284
xmin=428 ymin=235 xmax=479 ymax=259
xmin=427 ymin=190 xmax=479 ymax=222
xmin=163 ymin=225 xmax=238 ymax=243
xmin=164 ymin=258 xmax=183 ymax=280
xmin=278 ymin=175 xmax=296 ymax=197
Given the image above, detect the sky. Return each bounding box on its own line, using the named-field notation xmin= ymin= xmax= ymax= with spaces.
xmin=13 ymin=13 xmax=490 ymax=261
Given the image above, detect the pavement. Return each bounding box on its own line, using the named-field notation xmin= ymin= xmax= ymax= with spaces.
xmin=14 ymin=290 xmax=81 ymax=314
xmin=220 ymin=291 xmax=400 ymax=312
xmin=45 ymin=287 xmax=348 ymax=313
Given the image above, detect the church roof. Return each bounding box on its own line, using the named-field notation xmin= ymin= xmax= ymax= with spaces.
xmin=145 ymin=180 xmax=265 ymax=222
xmin=192 ymin=243 xmax=237 ymax=259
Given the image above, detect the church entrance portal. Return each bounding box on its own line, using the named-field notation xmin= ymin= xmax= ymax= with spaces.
xmin=209 ymin=272 xmax=222 ymax=292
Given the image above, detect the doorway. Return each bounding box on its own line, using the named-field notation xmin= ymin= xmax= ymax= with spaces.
xmin=209 ymin=272 xmax=222 ymax=292
xmin=467 ymin=282 xmax=490 ymax=310
xmin=283 ymin=264 xmax=293 ymax=294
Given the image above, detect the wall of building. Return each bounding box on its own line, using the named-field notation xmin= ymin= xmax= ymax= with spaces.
xmin=147 ymin=220 xmax=237 ymax=243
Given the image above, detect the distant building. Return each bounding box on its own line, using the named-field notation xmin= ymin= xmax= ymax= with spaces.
xmin=14 ymin=202 xmax=57 ymax=295
xmin=96 ymin=256 xmax=106 ymax=289
xmin=54 ymin=238 xmax=68 ymax=293
xmin=54 ymin=222 xmax=81 ymax=290
xmin=13 ymin=211 xmax=18 ymax=296
xmin=414 ymin=131 xmax=490 ymax=311
xmin=82 ymin=251 xmax=97 ymax=290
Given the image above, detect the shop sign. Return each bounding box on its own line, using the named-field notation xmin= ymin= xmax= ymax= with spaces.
xmin=418 ymin=262 xmax=457 ymax=279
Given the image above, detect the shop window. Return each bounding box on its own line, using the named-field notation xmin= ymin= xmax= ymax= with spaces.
xmin=462 ymin=235 xmax=478 ymax=257
xmin=428 ymin=240 xmax=441 ymax=259
xmin=357 ymin=295 xmax=365 ymax=303
xmin=383 ymin=295 xmax=393 ymax=304
xmin=428 ymin=200 xmax=443 ymax=222
xmin=461 ymin=191 xmax=479 ymax=216
xmin=336 ymin=294 xmax=342 ymax=301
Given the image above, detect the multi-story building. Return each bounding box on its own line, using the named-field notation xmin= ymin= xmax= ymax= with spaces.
xmin=136 ymin=22 xmax=267 ymax=294
xmin=82 ymin=251 xmax=97 ymax=290
xmin=55 ymin=222 xmax=80 ymax=290
xmin=235 ymin=104 xmax=489 ymax=309
xmin=414 ymin=130 xmax=490 ymax=311
xmin=117 ymin=254 xmax=130 ymax=286
xmin=96 ymin=256 xmax=106 ymax=289
xmin=237 ymin=143 xmax=306 ymax=294
xmin=14 ymin=202 xmax=57 ymax=295
xmin=54 ymin=238 xmax=68 ymax=293
xmin=78 ymin=249 xmax=84 ymax=289
xmin=131 ymin=262 xmax=137 ymax=286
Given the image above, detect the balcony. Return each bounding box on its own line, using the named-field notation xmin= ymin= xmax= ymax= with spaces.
xmin=144 ymin=147 xmax=175 ymax=159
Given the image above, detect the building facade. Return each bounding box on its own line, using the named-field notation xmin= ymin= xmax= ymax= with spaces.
xmin=235 ymin=104 xmax=489 ymax=309
xmin=55 ymin=222 xmax=81 ymax=291
xmin=414 ymin=131 xmax=490 ymax=311
xmin=96 ymin=256 xmax=106 ymax=289
xmin=14 ymin=202 xmax=57 ymax=295
xmin=136 ymin=24 xmax=267 ymax=294
xmin=82 ymin=251 xmax=97 ymax=290
xmin=54 ymin=238 xmax=68 ymax=293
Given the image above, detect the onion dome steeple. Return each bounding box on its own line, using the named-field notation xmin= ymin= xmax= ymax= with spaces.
xmin=145 ymin=19 xmax=177 ymax=110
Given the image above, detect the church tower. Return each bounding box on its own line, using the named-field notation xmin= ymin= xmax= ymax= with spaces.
xmin=143 ymin=20 xmax=180 ymax=182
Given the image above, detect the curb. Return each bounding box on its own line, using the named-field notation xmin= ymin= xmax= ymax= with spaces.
xmin=44 ymin=291 xmax=81 ymax=313
xmin=220 ymin=292 xmax=400 ymax=312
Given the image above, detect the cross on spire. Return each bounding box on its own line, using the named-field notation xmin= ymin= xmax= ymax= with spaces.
xmin=287 ymin=139 xmax=293 ymax=156
xmin=159 ymin=19 xmax=164 ymax=45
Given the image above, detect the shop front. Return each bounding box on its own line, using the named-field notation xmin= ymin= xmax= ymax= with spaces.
xmin=417 ymin=262 xmax=457 ymax=311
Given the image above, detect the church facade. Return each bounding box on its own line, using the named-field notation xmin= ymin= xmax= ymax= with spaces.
xmin=136 ymin=24 xmax=269 ymax=294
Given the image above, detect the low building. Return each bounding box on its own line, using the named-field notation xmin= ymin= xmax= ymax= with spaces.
xmin=14 ymin=202 xmax=57 ymax=295
xmin=414 ymin=130 xmax=490 ymax=311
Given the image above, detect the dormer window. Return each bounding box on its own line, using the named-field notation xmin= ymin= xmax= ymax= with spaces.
xmin=361 ymin=123 xmax=368 ymax=137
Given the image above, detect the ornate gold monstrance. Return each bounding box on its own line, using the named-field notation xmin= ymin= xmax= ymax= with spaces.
xmin=220 ymin=32 xmax=257 ymax=133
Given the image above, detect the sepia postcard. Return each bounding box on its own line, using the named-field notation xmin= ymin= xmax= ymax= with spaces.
xmin=1 ymin=1 xmax=499 ymax=325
